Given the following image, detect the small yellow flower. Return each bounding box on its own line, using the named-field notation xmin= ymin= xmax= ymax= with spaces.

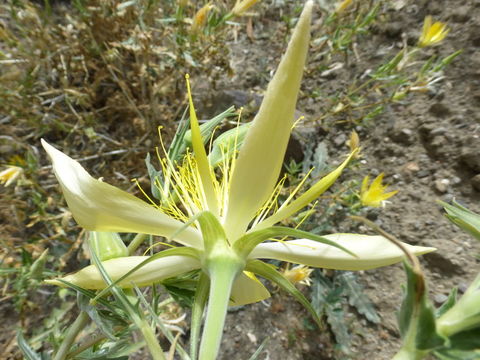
xmin=231 ymin=0 xmax=260 ymax=17
xmin=418 ymin=16 xmax=449 ymax=47
xmin=283 ymin=265 xmax=313 ymax=286
xmin=360 ymin=173 xmax=398 ymax=207
xmin=191 ymin=3 xmax=214 ymax=33
xmin=0 ymin=165 xmax=23 ymax=187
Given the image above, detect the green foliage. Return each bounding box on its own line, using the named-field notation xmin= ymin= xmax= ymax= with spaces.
xmin=440 ymin=200 xmax=480 ymax=241
xmin=397 ymin=262 xmax=445 ymax=352
xmin=311 ymin=269 xmax=380 ymax=354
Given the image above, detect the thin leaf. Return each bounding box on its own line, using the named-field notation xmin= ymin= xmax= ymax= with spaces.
xmin=78 ymin=293 xmax=117 ymax=341
xmin=435 ymin=287 xmax=458 ymax=318
xmin=247 ymin=336 xmax=270 ymax=360
xmin=245 ymin=260 xmax=322 ymax=328
xmin=16 ymin=332 xmax=42 ymax=360
xmin=133 ymin=286 xmax=191 ymax=360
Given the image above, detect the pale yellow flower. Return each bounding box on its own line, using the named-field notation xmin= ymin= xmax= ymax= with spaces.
xmin=0 ymin=165 xmax=23 ymax=187
xmin=360 ymin=173 xmax=398 ymax=207
xmin=283 ymin=265 xmax=313 ymax=286
xmin=418 ymin=16 xmax=449 ymax=47
xmin=231 ymin=0 xmax=260 ymax=17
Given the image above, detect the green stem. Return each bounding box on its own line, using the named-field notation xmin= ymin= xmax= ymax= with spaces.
xmin=190 ymin=273 xmax=210 ymax=360
xmin=53 ymin=311 xmax=89 ymax=360
xmin=198 ymin=263 xmax=239 ymax=360
xmin=124 ymin=289 xmax=166 ymax=360
xmin=138 ymin=318 xmax=166 ymax=360
xmin=127 ymin=233 xmax=148 ymax=254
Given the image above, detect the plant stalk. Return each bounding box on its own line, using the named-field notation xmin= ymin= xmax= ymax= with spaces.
xmin=138 ymin=318 xmax=166 ymax=360
xmin=198 ymin=263 xmax=239 ymax=360
xmin=53 ymin=311 xmax=89 ymax=360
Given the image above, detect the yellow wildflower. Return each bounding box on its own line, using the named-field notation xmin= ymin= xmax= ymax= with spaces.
xmin=191 ymin=3 xmax=214 ymax=33
xmin=0 ymin=165 xmax=23 ymax=187
xmin=283 ymin=265 xmax=313 ymax=286
xmin=231 ymin=0 xmax=260 ymax=17
xmin=360 ymin=173 xmax=398 ymax=207
xmin=418 ymin=16 xmax=449 ymax=47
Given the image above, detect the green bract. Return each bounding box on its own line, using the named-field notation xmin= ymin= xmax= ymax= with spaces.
xmin=42 ymin=2 xmax=434 ymax=358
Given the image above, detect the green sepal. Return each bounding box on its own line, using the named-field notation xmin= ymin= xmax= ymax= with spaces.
xmin=92 ymin=246 xmax=200 ymax=302
xmin=245 ymin=259 xmax=322 ymax=328
xmin=440 ymin=200 xmax=480 ymax=241
xmin=190 ymin=272 xmax=210 ymax=360
xmin=397 ymin=261 xmax=445 ymax=353
xmin=446 ymin=327 xmax=480 ymax=351
xmin=233 ymin=226 xmax=356 ymax=259
xmin=88 ymin=231 xmax=128 ymax=261
xmin=435 ymin=287 xmax=458 ymax=318
xmin=194 ymin=211 xmax=229 ymax=256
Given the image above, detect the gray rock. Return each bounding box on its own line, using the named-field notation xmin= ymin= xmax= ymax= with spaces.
xmin=333 ymin=133 xmax=347 ymax=147
xmin=433 ymin=293 xmax=449 ymax=305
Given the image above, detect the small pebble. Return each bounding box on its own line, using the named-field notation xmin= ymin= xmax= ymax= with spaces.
xmin=434 ymin=178 xmax=450 ymax=193
xmin=433 ymin=293 xmax=448 ymax=305
xmin=417 ymin=170 xmax=430 ymax=178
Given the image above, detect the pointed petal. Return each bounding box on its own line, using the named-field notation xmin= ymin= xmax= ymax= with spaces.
xmin=185 ymin=76 xmax=219 ymax=215
xmin=41 ymin=140 xmax=201 ymax=248
xmin=224 ymin=1 xmax=313 ymax=240
xmin=249 ymin=234 xmax=436 ymax=270
xmin=45 ymin=255 xmax=201 ymax=289
xmin=229 ymin=271 xmax=270 ymax=306
xmin=254 ymin=150 xmax=357 ymax=230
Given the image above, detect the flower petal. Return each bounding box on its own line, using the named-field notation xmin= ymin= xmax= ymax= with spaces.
xmin=45 ymin=255 xmax=201 ymax=289
xmin=42 ymin=140 xmax=202 ymax=248
xmin=229 ymin=271 xmax=270 ymax=306
xmin=224 ymin=1 xmax=313 ymax=240
xmin=249 ymin=234 xmax=435 ymax=270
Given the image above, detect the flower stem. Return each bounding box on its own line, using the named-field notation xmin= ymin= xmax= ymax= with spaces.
xmin=198 ymin=263 xmax=239 ymax=360
xmin=138 ymin=318 xmax=166 ymax=360
xmin=53 ymin=311 xmax=89 ymax=360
